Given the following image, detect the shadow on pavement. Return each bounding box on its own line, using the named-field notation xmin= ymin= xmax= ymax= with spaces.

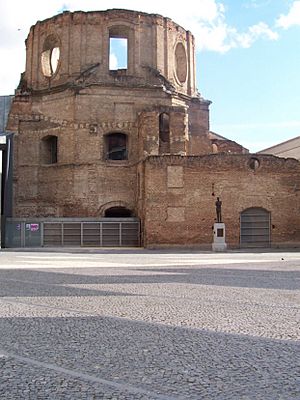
xmin=0 ymin=314 xmax=299 ymax=399
xmin=0 ymin=266 xmax=299 ymax=295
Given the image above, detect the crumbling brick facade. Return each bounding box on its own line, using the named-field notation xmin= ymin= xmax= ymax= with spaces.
xmin=142 ymin=155 xmax=300 ymax=248
xmin=6 ymin=9 xmax=300 ymax=248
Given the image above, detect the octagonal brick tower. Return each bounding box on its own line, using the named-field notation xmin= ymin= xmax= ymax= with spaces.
xmin=24 ymin=9 xmax=199 ymax=94
xmin=7 ymin=9 xmax=211 ymax=220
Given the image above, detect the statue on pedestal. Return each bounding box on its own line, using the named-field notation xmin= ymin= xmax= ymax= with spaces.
xmin=215 ymin=197 xmax=222 ymax=223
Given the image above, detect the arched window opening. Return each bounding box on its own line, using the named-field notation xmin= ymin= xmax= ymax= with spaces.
xmin=159 ymin=113 xmax=170 ymax=154
xmin=105 ymin=207 xmax=132 ymax=218
xmin=109 ymin=26 xmax=129 ymax=71
xmin=41 ymin=135 xmax=58 ymax=164
xmin=41 ymin=35 xmax=60 ymax=77
xmin=106 ymin=133 xmax=127 ymax=160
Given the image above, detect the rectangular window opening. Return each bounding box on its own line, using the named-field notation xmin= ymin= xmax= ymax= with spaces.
xmin=50 ymin=136 xmax=58 ymax=164
xmin=109 ymin=37 xmax=128 ymax=70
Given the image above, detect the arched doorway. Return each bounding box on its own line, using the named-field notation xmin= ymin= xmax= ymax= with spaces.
xmin=105 ymin=206 xmax=132 ymax=218
xmin=240 ymin=207 xmax=271 ymax=248
xmin=94 ymin=203 xmax=140 ymax=247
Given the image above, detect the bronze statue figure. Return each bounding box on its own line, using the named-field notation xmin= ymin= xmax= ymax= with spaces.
xmin=215 ymin=197 xmax=222 ymax=223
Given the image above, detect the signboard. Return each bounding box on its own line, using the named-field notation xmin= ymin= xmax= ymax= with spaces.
xmin=26 ymin=223 xmax=40 ymax=232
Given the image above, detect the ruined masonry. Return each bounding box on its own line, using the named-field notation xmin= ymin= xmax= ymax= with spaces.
xmin=5 ymin=9 xmax=300 ymax=248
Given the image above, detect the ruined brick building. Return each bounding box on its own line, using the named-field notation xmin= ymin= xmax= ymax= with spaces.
xmin=4 ymin=9 xmax=300 ymax=248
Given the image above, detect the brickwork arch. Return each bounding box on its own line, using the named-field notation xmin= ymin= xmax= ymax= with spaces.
xmin=98 ymin=201 xmax=133 ymax=217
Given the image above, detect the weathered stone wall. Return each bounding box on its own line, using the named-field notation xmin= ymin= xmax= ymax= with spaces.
xmin=24 ymin=9 xmax=197 ymax=96
xmin=8 ymin=9 xmax=291 ymax=249
xmin=142 ymin=154 xmax=300 ymax=248
xmin=211 ymin=138 xmax=249 ymax=154
xmin=7 ymin=9 xmax=214 ymax=223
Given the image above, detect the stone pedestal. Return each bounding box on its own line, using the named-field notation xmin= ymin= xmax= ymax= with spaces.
xmin=212 ymin=222 xmax=227 ymax=252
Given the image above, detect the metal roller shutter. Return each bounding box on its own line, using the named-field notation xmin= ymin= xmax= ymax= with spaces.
xmin=240 ymin=208 xmax=270 ymax=248
xmin=43 ymin=219 xmax=140 ymax=247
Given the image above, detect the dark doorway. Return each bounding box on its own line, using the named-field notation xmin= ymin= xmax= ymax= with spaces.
xmin=105 ymin=206 xmax=132 ymax=218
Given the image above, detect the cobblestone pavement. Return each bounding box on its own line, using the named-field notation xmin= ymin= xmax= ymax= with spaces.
xmin=0 ymin=250 xmax=299 ymax=399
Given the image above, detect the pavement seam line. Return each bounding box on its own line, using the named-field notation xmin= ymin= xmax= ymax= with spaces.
xmin=0 ymin=349 xmax=181 ymax=400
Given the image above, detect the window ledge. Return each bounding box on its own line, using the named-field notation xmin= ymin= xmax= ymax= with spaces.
xmin=105 ymin=159 xmax=129 ymax=167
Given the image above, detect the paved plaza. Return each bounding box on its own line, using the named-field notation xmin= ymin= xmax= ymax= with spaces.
xmin=0 ymin=249 xmax=299 ymax=399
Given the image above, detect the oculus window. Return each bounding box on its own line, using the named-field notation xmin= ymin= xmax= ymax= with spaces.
xmin=41 ymin=35 xmax=61 ymax=77
xmin=175 ymin=42 xmax=187 ymax=84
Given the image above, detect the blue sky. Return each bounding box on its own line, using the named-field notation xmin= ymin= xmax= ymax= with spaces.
xmin=199 ymin=1 xmax=300 ymax=151
xmin=0 ymin=0 xmax=300 ymax=152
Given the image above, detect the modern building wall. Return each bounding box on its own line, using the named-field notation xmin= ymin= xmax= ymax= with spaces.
xmin=258 ymin=136 xmax=300 ymax=160
xmin=0 ymin=96 xmax=13 ymax=133
xmin=0 ymin=95 xmax=13 ymax=175
xmin=0 ymin=96 xmax=14 ymax=247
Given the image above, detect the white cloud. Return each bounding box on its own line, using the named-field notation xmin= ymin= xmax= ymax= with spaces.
xmin=234 ymin=22 xmax=279 ymax=48
xmin=109 ymin=53 xmax=118 ymax=70
xmin=243 ymin=0 xmax=271 ymax=9
xmin=189 ymin=16 xmax=278 ymax=53
xmin=276 ymin=1 xmax=300 ymax=29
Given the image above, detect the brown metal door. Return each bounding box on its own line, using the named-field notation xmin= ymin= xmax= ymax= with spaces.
xmin=240 ymin=208 xmax=270 ymax=248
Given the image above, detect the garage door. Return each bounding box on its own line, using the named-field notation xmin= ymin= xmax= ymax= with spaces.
xmin=240 ymin=208 xmax=270 ymax=248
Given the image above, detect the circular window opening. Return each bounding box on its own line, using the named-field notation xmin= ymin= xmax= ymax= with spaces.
xmin=41 ymin=35 xmax=61 ymax=77
xmin=248 ymin=157 xmax=260 ymax=170
xmin=175 ymin=42 xmax=187 ymax=84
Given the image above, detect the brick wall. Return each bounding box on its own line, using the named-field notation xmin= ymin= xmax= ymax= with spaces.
xmin=143 ymin=154 xmax=300 ymax=248
xmin=7 ymin=9 xmax=295 ymax=250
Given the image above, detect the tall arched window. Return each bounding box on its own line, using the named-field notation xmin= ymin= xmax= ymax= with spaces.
xmin=159 ymin=113 xmax=170 ymax=153
xmin=41 ymin=135 xmax=58 ymax=164
xmin=105 ymin=133 xmax=128 ymax=160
